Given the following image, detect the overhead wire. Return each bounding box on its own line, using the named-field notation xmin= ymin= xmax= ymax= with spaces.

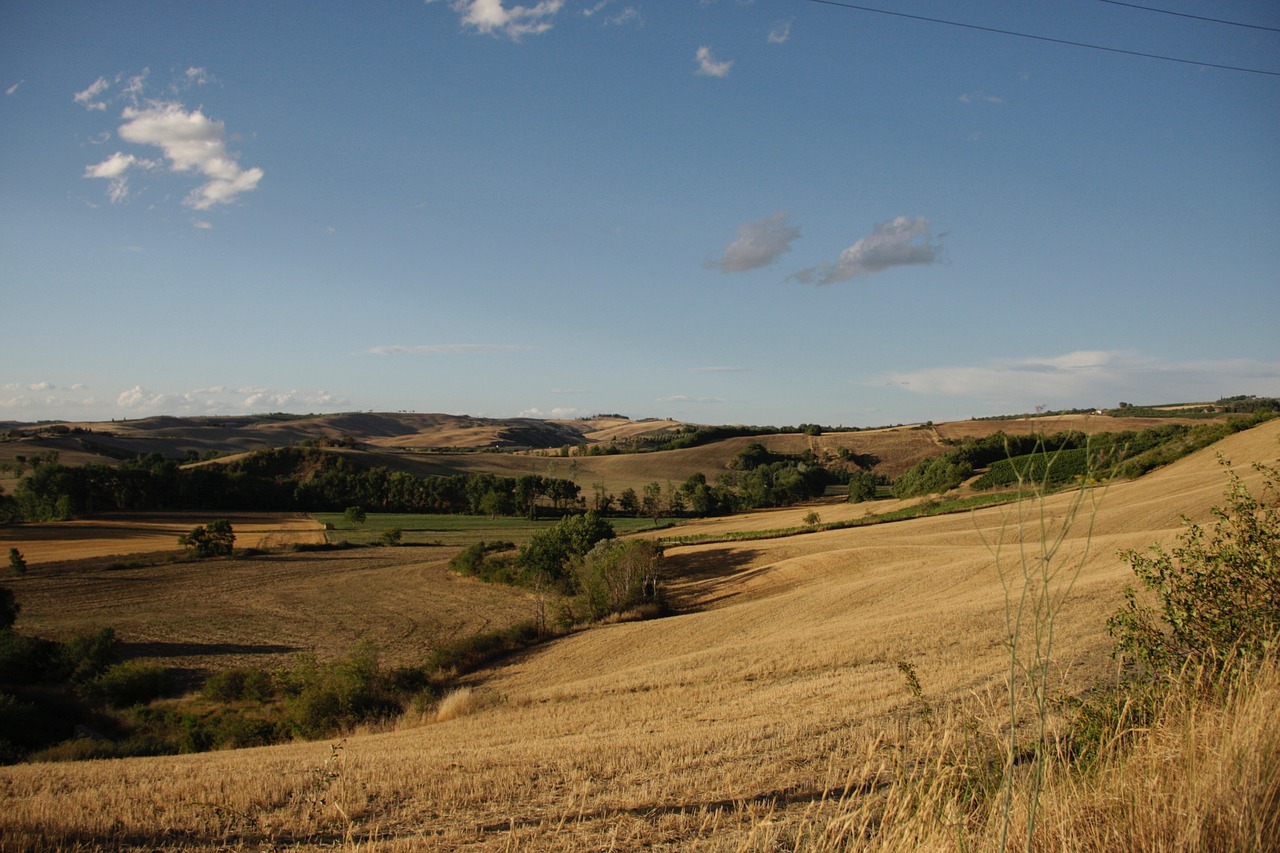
xmin=1095 ymin=0 xmax=1280 ymax=35
xmin=799 ymin=0 xmax=1280 ymax=77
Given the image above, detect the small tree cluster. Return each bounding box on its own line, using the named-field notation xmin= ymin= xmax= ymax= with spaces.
xmin=178 ymin=519 xmax=235 ymax=558
xmin=571 ymin=539 xmax=662 ymax=621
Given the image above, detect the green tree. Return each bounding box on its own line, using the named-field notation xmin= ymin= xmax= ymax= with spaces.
xmin=178 ymin=519 xmax=236 ymax=558
xmin=571 ymin=539 xmax=662 ymax=621
xmin=847 ymin=470 xmax=877 ymax=503
xmin=343 ymin=505 xmax=367 ymax=525
xmin=517 ymin=512 xmax=616 ymax=585
xmin=619 ymin=487 xmax=640 ymax=517
xmin=381 ymin=527 xmax=403 ymax=546
xmin=641 ymin=482 xmax=663 ymax=523
xmin=8 ymin=548 xmax=27 ymax=576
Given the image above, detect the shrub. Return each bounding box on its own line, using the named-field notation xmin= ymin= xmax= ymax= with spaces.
xmin=1109 ymin=458 xmax=1280 ymax=678
xmin=178 ymin=519 xmax=235 ymax=557
xmin=570 ymin=539 xmax=662 ymax=622
xmin=8 ymin=548 xmax=26 ymax=576
xmin=202 ymin=667 xmax=275 ymax=703
xmin=343 ymin=505 xmax=367 ymax=525
xmin=85 ymin=661 xmax=173 ymax=708
xmin=0 ymin=585 xmax=18 ymax=631
xmin=380 ymin=526 xmax=403 ymax=546
xmin=280 ymin=642 xmax=400 ymax=739
xmin=449 ymin=540 xmax=518 ymax=583
xmin=59 ymin=627 xmax=119 ymax=683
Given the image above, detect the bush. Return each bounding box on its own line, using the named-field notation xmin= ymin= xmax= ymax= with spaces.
xmin=202 ymin=667 xmax=275 ymax=703
xmin=8 ymin=548 xmax=26 ymax=576
xmin=0 ymin=585 xmax=18 ymax=631
xmin=449 ymin=540 xmax=518 ymax=583
xmin=85 ymin=661 xmax=173 ymax=708
xmin=570 ymin=539 xmax=662 ymax=622
xmin=178 ymin=519 xmax=235 ymax=557
xmin=1109 ymin=458 xmax=1280 ymax=678
xmin=280 ymin=642 xmax=400 ymax=739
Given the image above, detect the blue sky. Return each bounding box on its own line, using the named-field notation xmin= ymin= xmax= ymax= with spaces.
xmin=2 ymin=0 xmax=1277 ymax=428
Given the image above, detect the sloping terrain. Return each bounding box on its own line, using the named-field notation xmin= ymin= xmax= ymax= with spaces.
xmin=2 ymin=419 xmax=1275 ymax=850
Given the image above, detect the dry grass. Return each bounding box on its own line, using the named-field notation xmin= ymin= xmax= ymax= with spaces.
xmin=1 ymin=420 xmax=1276 ymax=851
xmin=3 ymin=546 xmax=537 ymax=673
xmin=0 ymin=511 xmax=325 ymax=565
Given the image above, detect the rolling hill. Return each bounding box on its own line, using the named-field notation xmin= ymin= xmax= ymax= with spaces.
xmin=2 ymin=417 xmax=1276 ymax=850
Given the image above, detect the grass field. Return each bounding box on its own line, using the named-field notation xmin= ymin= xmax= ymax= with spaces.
xmin=1 ymin=419 xmax=1277 ymax=850
xmin=313 ymin=511 xmax=683 ymax=547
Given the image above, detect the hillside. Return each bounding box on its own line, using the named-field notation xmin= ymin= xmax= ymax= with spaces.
xmin=2 ymin=417 xmax=1276 ymax=850
xmin=1 ymin=409 xmax=1243 ymax=500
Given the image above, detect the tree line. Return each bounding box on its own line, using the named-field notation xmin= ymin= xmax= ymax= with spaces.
xmin=0 ymin=441 xmax=847 ymax=523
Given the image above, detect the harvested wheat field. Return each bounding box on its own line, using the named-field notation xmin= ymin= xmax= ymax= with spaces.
xmin=3 ymin=546 xmax=536 ymax=675
xmin=0 ymin=512 xmax=326 ymax=566
xmin=2 ymin=421 xmax=1278 ymax=851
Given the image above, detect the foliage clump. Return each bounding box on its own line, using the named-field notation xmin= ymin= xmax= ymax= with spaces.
xmin=570 ymin=539 xmax=662 ymax=621
xmin=178 ymin=519 xmax=235 ymax=557
xmin=1109 ymin=458 xmax=1280 ymax=677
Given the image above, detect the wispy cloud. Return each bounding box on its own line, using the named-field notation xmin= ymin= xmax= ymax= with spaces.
xmin=792 ymin=216 xmax=943 ymax=285
xmin=445 ymin=0 xmax=566 ymax=40
xmin=74 ymin=76 xmax=110 ymax=110
xmin=874 ymin=351 xmax=1280 ymax=409
xmin=582 ymin=1 xmax=640 ymax=25
xmin=5 ymin=80 xmax=23 ymax=96
xmin=695 ymin=46 xmax=733 ymax=77
xmin=707 ymin=210 xmax=800 ymax=273
xmin=368 ymin=343 xmax=534 ymax=355
xmin=112 ymin=384 xmax=346 ymax=415
xmin=657 ymin=394 xmax=725 ymax=404
xmin=519 ymin=405 xmax=590 ymax=418
xmin=959 ymin=92 xmax=1004 ymax=105
xmin=768 ymin=20 xmax=791 ymax=44
xmin=79 ymin=70 xmax=263 ymax=212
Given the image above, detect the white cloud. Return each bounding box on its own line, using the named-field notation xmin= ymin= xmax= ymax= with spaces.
xmin=449 ymin=0 xmax=566 ymax=40
xmin=792 ymin=216 xmax=943 ymax=285
xmin=74 ymin=77 xmax=110 ymax=110
xmin=84 ymin=151 xmax=139 ymax=179
xmin=696 ymin=46 xmax=733 ymax=77
xmin=369 ymin=343 xmax=533 ymax=355
xmin=28 ymin=382 xmax=54 ymax=392
xmin=519 ymin=406 xmax=590 ymax=418
xmin=115 ymin=101 xmax=264 ymax=210
xmin=768 ymin=21 xmax=791 ymax=44
xmin=707 ymin=210 xmax=800 ymax=273
xmin=78 ymin=71 xmax=263 ymax=211
xmin=5 ymin=80 xmax=23 ymax=96
xmin=875 ymin=351 xmax=1280 ymax=410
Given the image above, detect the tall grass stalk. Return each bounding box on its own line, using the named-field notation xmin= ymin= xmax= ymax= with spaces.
xmin=978 ymin=434 xmax=1108 ymax=851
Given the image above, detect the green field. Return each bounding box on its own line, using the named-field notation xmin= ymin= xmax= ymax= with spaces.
xmin=312 ymin=511 xmax=683 ymax=546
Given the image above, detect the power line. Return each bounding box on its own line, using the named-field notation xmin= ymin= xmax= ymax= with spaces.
xmin=800 ymin=0 xmax=1280 ymax=77
xmin=1096 ymin=0 xmax=1280 ymax=35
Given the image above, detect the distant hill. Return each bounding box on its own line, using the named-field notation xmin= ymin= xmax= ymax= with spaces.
xmin=0 ymin=406 xmax=1255 ymax=497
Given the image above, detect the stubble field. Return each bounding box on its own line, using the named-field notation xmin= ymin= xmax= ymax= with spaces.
xmin=1 ymin=420 xmax=1277 ymax=851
